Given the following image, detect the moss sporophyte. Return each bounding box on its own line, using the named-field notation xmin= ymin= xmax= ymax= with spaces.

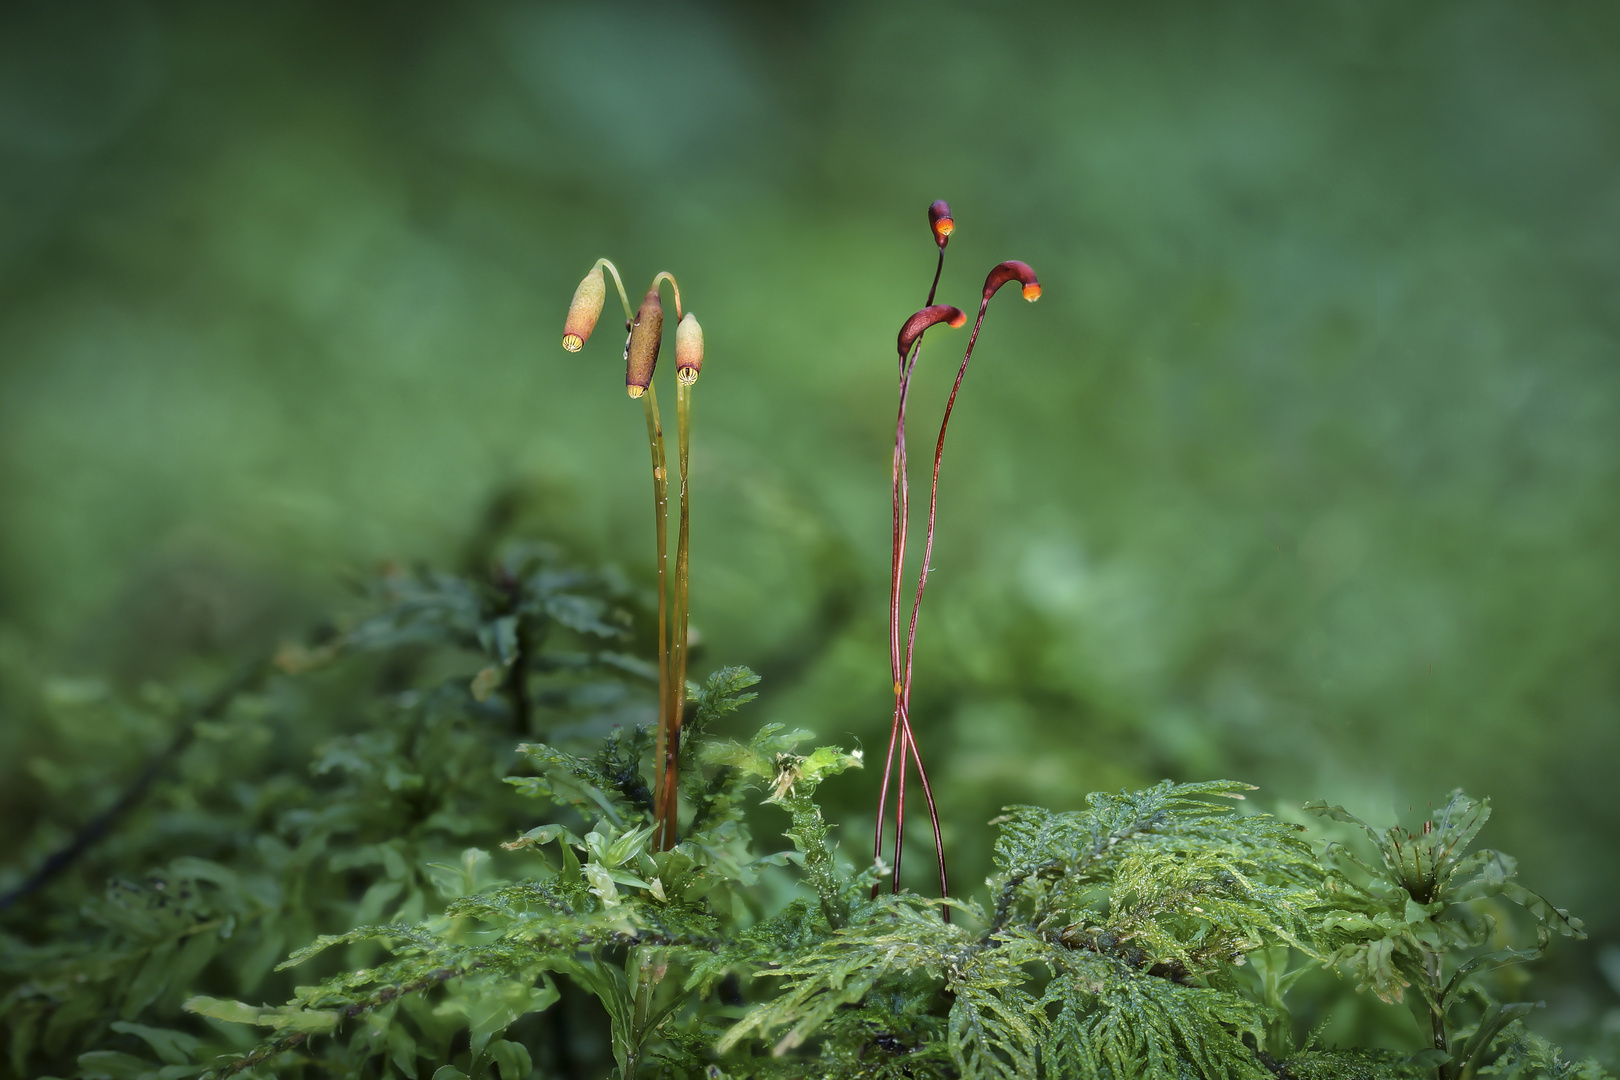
xmin=561 ymin=259 xmax=701 ymax=852
xmin=876 ymin=203 xmax=1041 ymax=918
xmin=557 ymin=211 xmax=1043 ymax=894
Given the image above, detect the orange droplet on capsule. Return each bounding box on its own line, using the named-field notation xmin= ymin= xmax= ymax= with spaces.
xmin=982 ymin=260 xmax=1040 ymax=302
xmin=928 ymin=200 xmax=954 ymax=248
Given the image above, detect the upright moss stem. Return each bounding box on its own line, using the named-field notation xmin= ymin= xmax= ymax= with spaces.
xmin=874 ymin=333 xmax=918 ymax=895
xmin=901 ymin=296 xmax=989 ymax=709
xmin=872 ymin=356 xmax=908 ymax=883
xmin=563 ymin=257 xmax=689 ymax=852
xmin=649 ymin=271 xmax=686 ymax=852
xmin=641 ymin=381 xmax=672 ymax=850
xmin=659 ymin=378 xmax=693 ymax=848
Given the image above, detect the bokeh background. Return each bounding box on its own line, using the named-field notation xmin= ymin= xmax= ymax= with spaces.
xmin=3 ymin=0 xmax=1618 ymax=1051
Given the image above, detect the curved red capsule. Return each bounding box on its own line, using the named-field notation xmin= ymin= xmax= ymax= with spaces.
xmin=982 ymin=260 xmax=1041 ymax=302
xmin=897 ymin=304 xmax=967 ymax=357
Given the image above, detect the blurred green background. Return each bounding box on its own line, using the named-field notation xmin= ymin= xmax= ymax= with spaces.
xmin=2 ymin=0 xmax=1617 ymax=1043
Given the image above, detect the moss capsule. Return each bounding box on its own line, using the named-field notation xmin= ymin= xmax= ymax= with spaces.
xmin=675 ymin=312 xmax=704 ymax=385
xmin=563 ymin=263 xmax=607 ymax=351
xmin=897 ymin=304 xmax=967 ymax=358
xmin=982 ymin=260 xmax=1040 ymax=302
xmin=625 ymin=288 xmax=664 ymax=397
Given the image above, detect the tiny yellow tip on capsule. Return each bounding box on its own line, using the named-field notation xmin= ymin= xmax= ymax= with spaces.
xmin=562 ymin=333 xmax=584 ymax=352
xmin=937 ymin=218 xmax=954 ymax=237
xmin=1022 ymin=283 xmax=1042 ymax=302
xmin=947 ymin=310 xmax=968 ymax=328
xmin=677 ymin=367 xmax=698 ymax=386
xmin=627 ymin=384 xmax=646 ymax=399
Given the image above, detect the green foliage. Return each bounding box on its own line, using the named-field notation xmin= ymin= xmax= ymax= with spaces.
xmin=1481 ymin=1022 xmax=1615 ymax=1080
xmin=698 ymin=781 xmax=1320 ymax=1080
xmin=0 ymin=548 xmax=1607 ymax=1080
xmin=1308 ymin=793 xmax=1588 ymax=1080
xmin=989 ymin=780 xmax=1321 ymax=970
xmin=7 ymin=19 xmax=1620 ymax=1075
xmin=0 ymin=544 xmax=652 ymax=1079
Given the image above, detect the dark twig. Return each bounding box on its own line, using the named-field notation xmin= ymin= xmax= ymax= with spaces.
xmin=0 ymin=660 xmax=267 ymax=912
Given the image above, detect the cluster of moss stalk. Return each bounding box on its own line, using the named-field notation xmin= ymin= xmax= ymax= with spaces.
xmin=557 ymin=203 xmax=1046 ymax=885
xmin=875 ymin=201 xmax=1043 ymax=912
xmin=561 ymin=261 xmax=704 ymax=851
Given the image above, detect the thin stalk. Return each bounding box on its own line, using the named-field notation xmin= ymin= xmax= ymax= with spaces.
xmin=658 ymin=378 xmax=692 ymax=849
xmin=891 ymin=704 xmax=946 ymax=904
xmin=650 ymin=272 xmax=685 ymax=852
xmin=901 ymin=296 xmax=989 ymax=708
xmin=872 ymin=357 xmax=912 ymax=892
xmin=873 ymin=247 xmax=950 ymax=905
xmin=652 ymin=271 xmax=683 ymax=321
xmin=642 ymin=381 xmax=672 ymax=851
xmin=891 ymin=294 xmax=993 ymax=909
xmin=598 ymin=258 xmax=634 ymax=322
xmin=887 ymin=704 xmax=946 ymax=903
xmin=875 ymin=327 xmax=924 ymax=894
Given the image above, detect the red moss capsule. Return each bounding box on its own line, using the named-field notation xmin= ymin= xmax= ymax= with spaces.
xmin=897 ymin=304 xmax=967 ymax=357
xmin=562 ymin=263 xmax=607 ymax=351
xmin=625 ymin=288 xmax=663 ymax=398
xmin=675 ymin=312 xmax=703 ymax=385
xmin=928 ymin=200 xmax=954 ymax=248
xmin=982 ymin=260 xmax=1040 ymax=302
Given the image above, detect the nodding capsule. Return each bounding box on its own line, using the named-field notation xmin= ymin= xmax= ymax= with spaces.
xmin=563 ymin=263 xmax=607 ymax=351
xmin=928 ymin=200 xmax=954 ymax=248
xmin=625 ymin=288 xmax=663 ymax=397
xmin=982 ymin=260 xmax=1040 ymax=303
xmin=675 ymin=312 xmax=704 ymax=385
xmin=897 ymin=304 xmax=968 ymax=358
